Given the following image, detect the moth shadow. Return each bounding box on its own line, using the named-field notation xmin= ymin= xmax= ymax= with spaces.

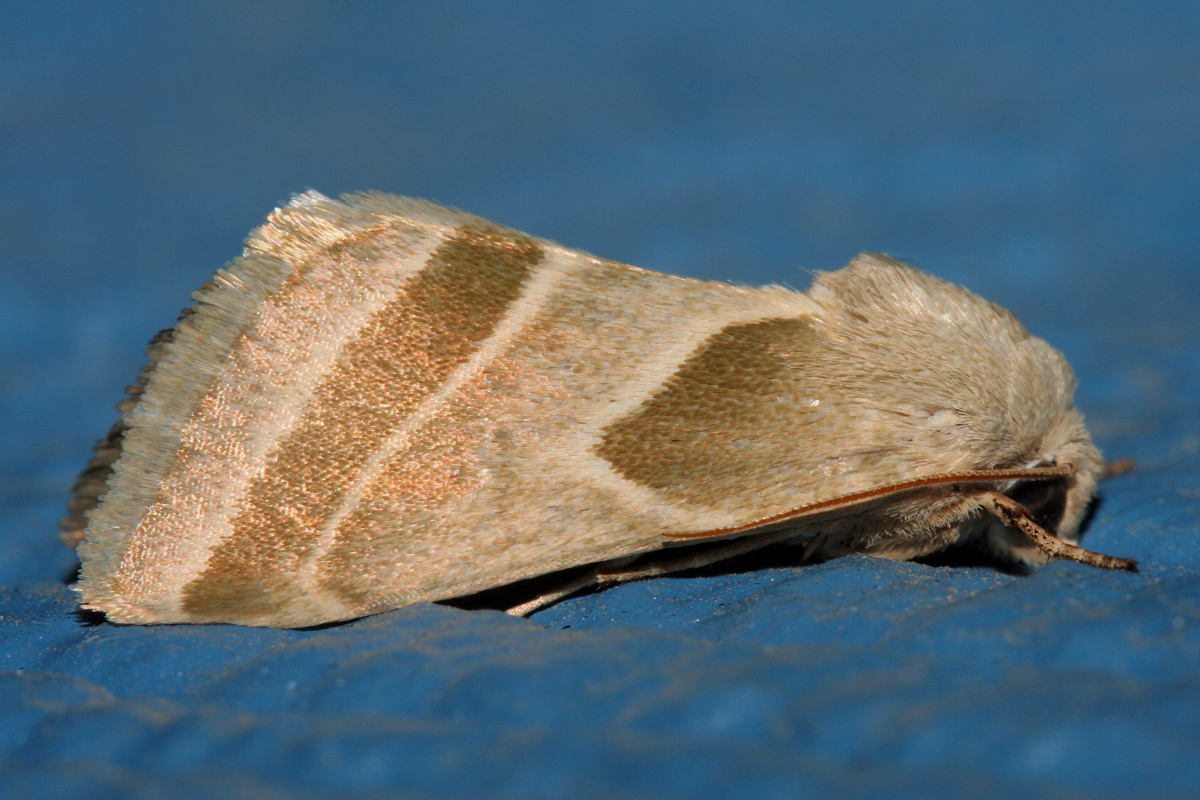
xmin=61 ymin=561 xmax=82 ymax=585
xmin=72 ymin=606 xmax=108 ymax=627
xmin=446 ymin=541 xmax=823 ymax=613
xmin=1077 ymin=490 xmax=1105 ymax=537
xmin=916 ymin=544 xmax=1030 ymax=572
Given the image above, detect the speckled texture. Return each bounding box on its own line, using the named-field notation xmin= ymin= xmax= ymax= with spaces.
xmin=2 ymin=2 xmax=1198 ymax=798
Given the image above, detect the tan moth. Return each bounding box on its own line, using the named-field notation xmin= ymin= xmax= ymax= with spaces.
xmin=62 ymin=191 xmax=1136 ymax=628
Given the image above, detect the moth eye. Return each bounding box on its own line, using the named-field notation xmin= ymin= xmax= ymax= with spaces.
xmin=1007 ymin=481 xmax=1068 ymax=532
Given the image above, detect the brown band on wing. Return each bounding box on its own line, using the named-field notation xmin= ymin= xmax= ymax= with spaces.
xmin=596 ymin=317 xmax=827 ymax=506
xmin=664 ymin=463 xmax=1077 ymax=541
xmin=180 ymin=223 xmax=544 ymax=622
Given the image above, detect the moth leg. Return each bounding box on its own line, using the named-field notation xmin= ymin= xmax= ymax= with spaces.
xmin=978 ymin=491 xmax=1138 ymax=572
xmin=505 ymin=530 xmax=798 ymax=617
xmin=1100 ymin=458 xmax=1136 ymax=480
xmin=504 ymin=556 xmax=639 ymax=617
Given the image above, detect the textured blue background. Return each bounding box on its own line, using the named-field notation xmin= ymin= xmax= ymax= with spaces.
xmin=2 ymin=2 xmax=1198 ymax=798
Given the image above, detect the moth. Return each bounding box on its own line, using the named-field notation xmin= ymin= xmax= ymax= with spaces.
xmin=62 ymin=191 xmax=1136 ymax=628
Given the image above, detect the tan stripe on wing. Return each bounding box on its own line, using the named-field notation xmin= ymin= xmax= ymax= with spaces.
xmin=179 ymin=223 xmax=544 ymax=623
xmin=310 ymin=246 xmax=584 ymax=609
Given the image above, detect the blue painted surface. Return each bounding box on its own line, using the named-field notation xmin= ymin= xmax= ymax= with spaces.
xmin=2 ymin=3 xmax=1198 ymax=798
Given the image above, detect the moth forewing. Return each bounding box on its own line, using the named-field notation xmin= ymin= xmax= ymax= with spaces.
xmin=67 ymin=191 xmax=1133 ymax=627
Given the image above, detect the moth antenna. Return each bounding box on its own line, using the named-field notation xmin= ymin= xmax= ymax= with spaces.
xmin=978 ymin=491 xmax=1139 ymax=572
xmin=1100 ymin=458 xmax=1136 ymax=480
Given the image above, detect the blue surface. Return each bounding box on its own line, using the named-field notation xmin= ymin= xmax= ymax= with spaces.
xmin=2 ymin=3 xmax=1198 ymax=798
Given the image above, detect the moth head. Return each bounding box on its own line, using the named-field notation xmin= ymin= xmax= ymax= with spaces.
xmin=981 ymin=406 xmax=1103 ymax=567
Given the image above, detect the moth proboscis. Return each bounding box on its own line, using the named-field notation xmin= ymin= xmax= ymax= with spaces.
xmin=62 ymin=190 xmax=1137 ymax=628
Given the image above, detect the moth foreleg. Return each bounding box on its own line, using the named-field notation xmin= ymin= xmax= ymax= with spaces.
xmin=978 ymin=491 xmax=1138 ymax=572
xmin=505 ymin=529 xmax=799 ymax=617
